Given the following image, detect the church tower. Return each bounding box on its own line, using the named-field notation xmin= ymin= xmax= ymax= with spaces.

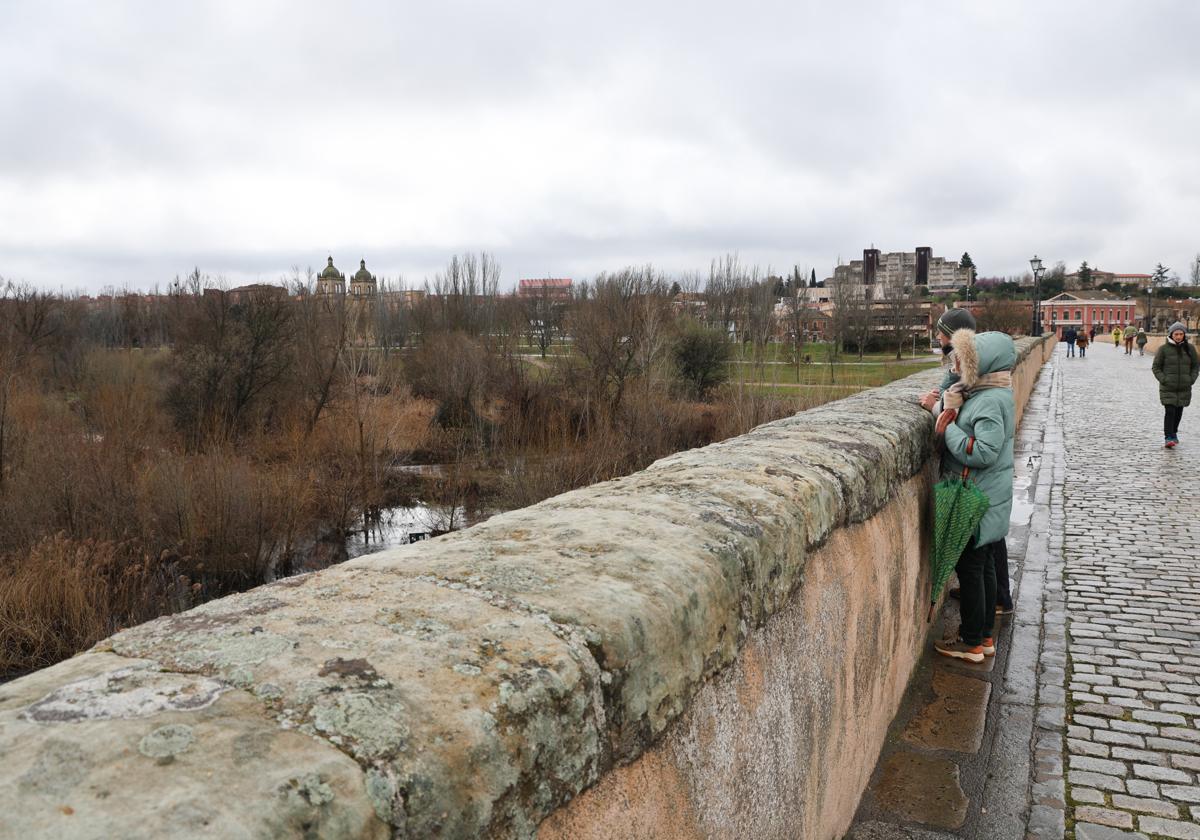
xmin=350 ymin=258 xmax=377 ymax=297
xmin=317 ymin=256 xmax=345 ymax=295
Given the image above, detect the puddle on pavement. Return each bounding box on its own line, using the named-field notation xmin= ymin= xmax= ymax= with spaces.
xmin=1009 ymin=473 xmax=1035 ymax=526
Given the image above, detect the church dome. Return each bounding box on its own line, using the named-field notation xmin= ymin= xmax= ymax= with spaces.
xmin=320 ymin=256 xmax=343 ymax=279
xmin=353 ymin=259 xmax=374 ymax=283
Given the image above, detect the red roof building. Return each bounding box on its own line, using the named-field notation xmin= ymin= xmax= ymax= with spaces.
xmin=1041 ymin=292 xmax=1138 ymax=336
xmin=518 ymin=278 xmax=573 ymax=299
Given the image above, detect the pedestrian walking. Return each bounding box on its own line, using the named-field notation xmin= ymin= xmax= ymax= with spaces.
xmin=1136 ymin=328 xmax=1148 ymax=355
xmin=932 ymin=329 xmax=1017 ymax=663
xmin=1152 ymin=322 xmax=1199 ymax=448
xmin=1113 ymin=326 xmax=1123 ymax=348
xmin=1123 ymin=323 xmax=1136 ymax=355
xmin=1076 ymin=330 xmax=1089 ymax=358
xmin=1089 ymin=326 xmax=1097 ymax=344
xmin=1063 ymin=327 xmax=1077 ymax=358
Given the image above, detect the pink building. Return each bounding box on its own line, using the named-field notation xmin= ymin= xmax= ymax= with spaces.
xmin=518 ymin=278 xmax=573 ymax=300
xmin=1041 ymin=292 xmax=1138 ymax=337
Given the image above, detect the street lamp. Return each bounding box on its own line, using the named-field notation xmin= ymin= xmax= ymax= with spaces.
xmin=1030 ymin=255 xmax=1045 ymax=336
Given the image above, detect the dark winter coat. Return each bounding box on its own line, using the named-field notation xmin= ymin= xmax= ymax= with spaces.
xmin=1152 ymin=327 xmax=1200 ymax=407
xmin=1063 ymin=328 xmax=1077 ymax=344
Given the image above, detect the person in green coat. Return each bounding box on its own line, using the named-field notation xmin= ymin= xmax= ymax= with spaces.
xmin=932 ymin=329 xmax=1017 ymax=663
xmin=1136 ymin=328 xmax=1148 ymax=356
xmin=1152 ymin=322 xmax=1199 ymax=448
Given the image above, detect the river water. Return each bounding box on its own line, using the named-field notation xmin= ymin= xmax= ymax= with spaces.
xmin=344 ymin=502 xmax=490 ymax=560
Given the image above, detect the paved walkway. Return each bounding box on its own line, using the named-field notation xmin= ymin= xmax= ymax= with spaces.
xmin=849 ymin=343 xmax=1200 ymax=840
xmin=1047 ymin=343 xmax=1200 ymax=838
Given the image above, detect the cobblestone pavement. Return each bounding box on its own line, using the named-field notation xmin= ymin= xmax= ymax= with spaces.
xmin=1051 ymin=344 xmax=1200 ymax=839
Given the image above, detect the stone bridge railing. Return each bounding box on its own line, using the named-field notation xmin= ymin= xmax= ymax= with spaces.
xmin=0 ymin=335 xmax=1057 ymax=840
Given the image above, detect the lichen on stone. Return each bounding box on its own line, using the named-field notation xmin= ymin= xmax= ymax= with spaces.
xmin=22 ymin=665 xmax=226 ymax=723
xmin=310 ymin=691 xmax=410 ymax=761
xmin=138 ymin=723 xmax=195 ymax=758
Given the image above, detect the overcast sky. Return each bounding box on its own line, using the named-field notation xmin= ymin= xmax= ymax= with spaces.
xmin=3 ymin=0 xmax=1199 ymax=293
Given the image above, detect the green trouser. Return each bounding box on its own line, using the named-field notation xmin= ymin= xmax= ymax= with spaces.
xmin=956 ymin=538 xmax=996 ymax=646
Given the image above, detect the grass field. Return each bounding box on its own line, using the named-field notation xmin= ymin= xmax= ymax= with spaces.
xmin=726 ymin=358 xmax=941 ymax=387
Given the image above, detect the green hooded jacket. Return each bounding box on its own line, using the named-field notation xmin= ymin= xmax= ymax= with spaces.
xmin=1152 ymin=323 xmax=1200 ymax=407
xmin=940 ymin=331 xmax=1017 ymax=547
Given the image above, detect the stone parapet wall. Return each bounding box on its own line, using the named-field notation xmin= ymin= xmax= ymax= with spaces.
xmin=0 ymin=335 xmax=1056 ymax=840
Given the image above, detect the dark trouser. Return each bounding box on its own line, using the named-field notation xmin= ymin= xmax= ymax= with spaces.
xmin=1165 ymin=404 xmax=1185 ymax=438
xmin=956 ymin=538 xmax=997 ymax=646
xmin=1125 ymin=338 xmax=1134 ymax=354
xmin=993 ymin=539 xmax=1012 ymax=610
xmin=1079 ymin=343 xmax=1087 ymax=357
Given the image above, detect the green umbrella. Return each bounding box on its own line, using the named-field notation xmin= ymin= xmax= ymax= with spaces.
xmin=927 ymin=473 xmax=990 ymax=622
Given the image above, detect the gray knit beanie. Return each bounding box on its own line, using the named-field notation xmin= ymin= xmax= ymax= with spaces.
xmin=1168 ymin=322 xmax=1187 ymax=338
xmin=936 ymin=308 xmax=977 ymax=337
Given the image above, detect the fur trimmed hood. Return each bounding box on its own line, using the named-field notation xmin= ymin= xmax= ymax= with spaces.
xmin=951 ymin=329 xmax=1016 ymax=388
xmin=951 ymin=328 xmax=980 ymax=387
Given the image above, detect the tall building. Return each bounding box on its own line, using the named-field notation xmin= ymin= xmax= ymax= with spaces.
xmin=830 ymin=247 xmax=973 ymax=295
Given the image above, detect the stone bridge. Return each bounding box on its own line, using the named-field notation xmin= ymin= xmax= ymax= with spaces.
xmin=0 ymin=336 xmax=1057 ymax=839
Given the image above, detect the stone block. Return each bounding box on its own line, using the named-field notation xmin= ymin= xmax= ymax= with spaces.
xmin=902 ymin=670 xmax=991 ymax=753
xmin=1136 ymin=816 xmax=1200 ymax=840
xmin=874 ymin=752 xmax=968 ymax=830
xmin=1073 ymin=806 xmax=1133 ymax=829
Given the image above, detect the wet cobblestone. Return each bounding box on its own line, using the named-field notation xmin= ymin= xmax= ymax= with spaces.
xmin=1056 ymin=344 xmax=1200 ymax=835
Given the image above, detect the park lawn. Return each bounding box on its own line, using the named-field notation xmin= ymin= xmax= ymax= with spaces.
xmin=726 ymin=358 xmax=940 ymax=387
xmin=728 ymin=342 xmax=939 ymax=364
xmin=729 ymin=382 xmax=874 ymax=405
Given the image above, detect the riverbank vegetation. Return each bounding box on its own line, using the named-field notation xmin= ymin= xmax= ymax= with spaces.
xmin=0 ymin=258 xmax=932 ymax=674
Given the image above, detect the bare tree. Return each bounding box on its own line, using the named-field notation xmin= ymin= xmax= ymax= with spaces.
xmin=743 ymin=276 xmax=776 ymax=376
xmin=427 ymin=252 xmax=501 ymax=338
xmin=704 ymin=254 xmax=746 ymax=339
xmin=782 ymin=282 xmax=813 ymax=379
xmin=832 ymin=279 xmax=874 ymax=360
xmin=371 ymin=276 xmax=412 ymax=354
xmin=976 ymin=297 xmax=1028 ymax=336
xmin=569 ymin=267 xmax=666 ymax=418
xmin=290 ymin=269 xmax=351 ymax=436
xmin=882 ymin=284 xmax=923 ymax=359
xmin=165 ymin=284 xmax=293 ymax=447
xmin=520 ymin=280 xmax=563 ymax=358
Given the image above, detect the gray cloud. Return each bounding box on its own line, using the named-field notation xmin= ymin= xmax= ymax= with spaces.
xmin=2 ymin=0 xmax=1199 ymax=291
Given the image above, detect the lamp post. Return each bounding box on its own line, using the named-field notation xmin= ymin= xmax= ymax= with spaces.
xmin=1030 ymin=255 xmax=1045 ymax=336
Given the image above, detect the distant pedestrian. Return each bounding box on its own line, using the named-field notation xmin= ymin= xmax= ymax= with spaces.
xmin=1113 ymin=326 xmax=1123 ymax=348
xmin=932 ymin=329 xmax=1017 ymax=663
xmin=1063 ymin=327 xmax=1077 ymax=358
xmin=1152 ymin=322 xmax=1199 ymax=448
xmin=1123 ymin=323 xmax=1136 ymax=355
xmin=1136 ymin=328 xmax=1148 ymax=356
xmin=1089 ymin=326 xmax=1097 ymax=344
xmin=1076 ymin=331 xmax=1089 ymax=358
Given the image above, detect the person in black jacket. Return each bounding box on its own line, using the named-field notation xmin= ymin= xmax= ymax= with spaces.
xmin=1063 ymin=327 xmax=1077 ymax=358
xmin=1153 ymin=322 xmax=1200 ymax=448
